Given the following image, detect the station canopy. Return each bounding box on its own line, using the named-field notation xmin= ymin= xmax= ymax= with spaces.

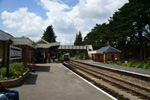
xmin=0 ymin=30 xmax=13 ymax=41
xmin=35 ymin=39 xmax=60 ymax=49
xmin=11 ymin=37 xmax=60 ymax=49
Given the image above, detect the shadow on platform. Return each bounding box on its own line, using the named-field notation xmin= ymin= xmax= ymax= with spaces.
xmin=23 ymin=73 xmax=38 ymax=85
xmin=34 ymin=65 xmax=51 ymax=72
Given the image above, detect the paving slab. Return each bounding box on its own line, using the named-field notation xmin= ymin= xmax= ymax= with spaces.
xmin=9 ymin=63 xmax=115 ymax=100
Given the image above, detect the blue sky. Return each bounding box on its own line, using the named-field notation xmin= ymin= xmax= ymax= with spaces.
xmin=0 ymin=0 xmax=128 ymax=45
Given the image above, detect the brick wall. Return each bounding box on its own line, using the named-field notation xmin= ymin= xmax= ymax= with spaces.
xmin=0 ymin=41 xmax=9 ymax=67
xmin=0 ymin=41 xmax=33 ymax=68
xmin=14 ymin=45 xmax=33 ymax=65
xmin=0 ymin=42 xmax=3 ymax=59
xmin=5 ymin=42 xmax=9 ymax=67
xmin=107 ymin=53 xmax=120 ymax=61
xmin=0 ymin=42 xmax=3 ymax=67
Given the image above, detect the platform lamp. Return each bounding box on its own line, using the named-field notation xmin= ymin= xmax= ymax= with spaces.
xmin=32 ymin=42 xmax=36 ymax=72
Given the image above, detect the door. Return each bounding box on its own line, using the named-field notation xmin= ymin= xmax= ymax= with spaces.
xmin=111 ymin=54 xmax=114 ymax=61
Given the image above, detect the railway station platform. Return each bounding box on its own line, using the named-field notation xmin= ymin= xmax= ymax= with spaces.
xmin=75 ymin=60 xmax=150 ymax=76
xmin=9 ymin=63 xmax=115 ymax=100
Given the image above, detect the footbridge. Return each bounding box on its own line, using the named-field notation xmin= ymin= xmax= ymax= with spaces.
xmin=58 ymin=45 xmax=93 ymax=51
xmin=57 ymin=45 xmax=93 ymax=58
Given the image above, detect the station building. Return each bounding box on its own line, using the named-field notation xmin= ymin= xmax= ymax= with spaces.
xmin=0 ymin=30 xmax=60 ymax=69
xmin=0 ymin=30 xmax=93 ymax=69
xmin=0 ymin=30 xmax=13 ymax=68
xmin=0 ymin=30 xmax=122 ymax=66
xmin=89 ymin=46 xmax=121 ymax=63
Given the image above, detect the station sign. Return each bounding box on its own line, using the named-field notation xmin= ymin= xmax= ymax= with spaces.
xmin=9 ymin=45 xmax=22 ymax=60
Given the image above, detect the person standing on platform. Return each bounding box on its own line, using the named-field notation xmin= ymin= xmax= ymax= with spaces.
xmin=52 ymin=55 xmax=55 ymax=62
xmin=43 ymin=54 xmax=46 ymax=63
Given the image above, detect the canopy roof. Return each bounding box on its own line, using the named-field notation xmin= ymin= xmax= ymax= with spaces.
xmin=12 ymin=38 xmax=60 ymax=49
xmin=35 ymin=39 xmax=60 ymax=49
xmin=0 ymin=30 xmax=13 ymax=41
xmin=98 ymin=46 xmax=121 ymax=53
xmin=88 ymin=46 xmax=121 ymax=54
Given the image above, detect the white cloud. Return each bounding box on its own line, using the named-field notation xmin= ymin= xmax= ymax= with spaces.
xmin=40 ymin=0 xmax=70 ymax=11
xmin=1 ymin=8 xmax=45 ymax=41
xmin=1 ymin=0 xmax=128 ymax=45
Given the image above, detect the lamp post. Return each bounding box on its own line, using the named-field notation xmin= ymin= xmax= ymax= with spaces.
xmin=32 ymin=42 xmax=36 ymax=72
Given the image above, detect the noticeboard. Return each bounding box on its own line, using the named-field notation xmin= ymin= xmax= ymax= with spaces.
xmin=9 ymin=45 xmax=22 ymax=60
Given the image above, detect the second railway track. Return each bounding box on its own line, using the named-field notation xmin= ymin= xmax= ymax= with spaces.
xmin=62 ymin=60 xmax=150 ymax=100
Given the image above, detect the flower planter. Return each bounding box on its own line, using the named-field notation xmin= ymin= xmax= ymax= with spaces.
xmin=0 ymin=68 xmax=29 ymax=88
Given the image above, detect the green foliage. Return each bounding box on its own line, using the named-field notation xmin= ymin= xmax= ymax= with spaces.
xmin=10 ymin=62 xmax=25 ymax=68
xmin=143 ymin=63 xmax=150 ymax=69
xmin=10 ymin=62 xmax=25 ymax=73
xmin=0 ymin=77 xmax=10 ymax=81
xmin=126 ymin=60 xmax=134 ymax=67
xmin=13 ymin=71 xmax=22 ymax=77
xmin=82 ymin=1 xmax=150 ymax=60
xmin=10 ymin=62 xmax=26 ymax=77
xmin=135 ymin=64 xmax=144 ymax=68
xmin=116 ymin=61 xmax=122 ymax=65
xmin=83 ymin=23 xmax=110 ymax=50
xmin=107 ymin=61 xmax=113 ymax=64
xmin=42 ymin=25 xmax=56 ymax=43
xmin=9 ymin=67 xmax=15 ymax=77
xmin=0 ymin=62 xmax=26 ymax=79
xmin=0 ymin=67 xmax=7 ymax=77
xmin=74 ymin=31 xmax=83 ymax=45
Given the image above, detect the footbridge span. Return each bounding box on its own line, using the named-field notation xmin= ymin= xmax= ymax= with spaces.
xmin=57 ymin=45 xmax=93 ymax=58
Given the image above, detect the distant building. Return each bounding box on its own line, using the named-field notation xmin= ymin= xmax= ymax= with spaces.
xmin=89 ymin=46 xmax=121 ymax=63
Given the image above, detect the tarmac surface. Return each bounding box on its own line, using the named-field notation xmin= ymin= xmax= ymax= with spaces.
xmin=76 ymin=60 xmax=150 ymax=76
xmin=9 ymin=63 xmax=115 ymax=100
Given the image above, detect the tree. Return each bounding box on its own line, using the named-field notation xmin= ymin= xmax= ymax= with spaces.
xmin=108 ymin=0 xmax=150 ymax=60
xmin=127 ymin=0 xmax=150 ymax=60
xmin=82 ymin=0 xmax=150 ymax=60
xmin=74 ymin=31 xmax=83 ymax=45
xmin=42 ymin=25 xmax=56 ymax=43
xmin=83 ymin=23 xmax=111 ymax=50
xmin=108 ymin=3 xmax=134 ymax=59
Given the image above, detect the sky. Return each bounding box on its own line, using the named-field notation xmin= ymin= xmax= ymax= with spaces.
xmin=0 ymin=0 xmax=128 ymax=45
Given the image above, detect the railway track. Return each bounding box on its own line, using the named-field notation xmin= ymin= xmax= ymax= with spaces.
xmin=62 ymin=61 xmax=150 ymax=100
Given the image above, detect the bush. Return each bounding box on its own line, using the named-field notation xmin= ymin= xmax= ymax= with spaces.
xmin=121 ymin=63 xmax=126 ymax=66
xmin=10 ymin=62 xmax=26 ymax=73
xmin=13 ymin=71 xmax=22 ymax=77
xmin=135 ymin=64 xmax=144 ymax=68
xmin=143 ymin=63 xmax=150 ymax=69
xmin=126 ymin=60 xmax=134 ymax=67
xmin=0 ymin=62 xmax=26 ymax=78
xmin=9 ymin=67 xmax=15 ymax=77
xmin=116 ymin=61 xmax=122 ymax=65
xmin=0 ymin=67 xmax=7 ymax=77
xmin=107 ymin=61 xmax=113 ymax=64
xmin=0 ymin=67 xmax=15 ymax=78
xmin=10 ymin=62 xmax=25 ymax=69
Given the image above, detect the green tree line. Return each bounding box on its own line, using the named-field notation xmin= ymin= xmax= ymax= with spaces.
xmin=74 ymin=0 xmax=150 ymax=60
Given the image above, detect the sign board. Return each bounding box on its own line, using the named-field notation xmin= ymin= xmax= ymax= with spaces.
xmin=9 ymin=45 xmax=22 ymax=60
